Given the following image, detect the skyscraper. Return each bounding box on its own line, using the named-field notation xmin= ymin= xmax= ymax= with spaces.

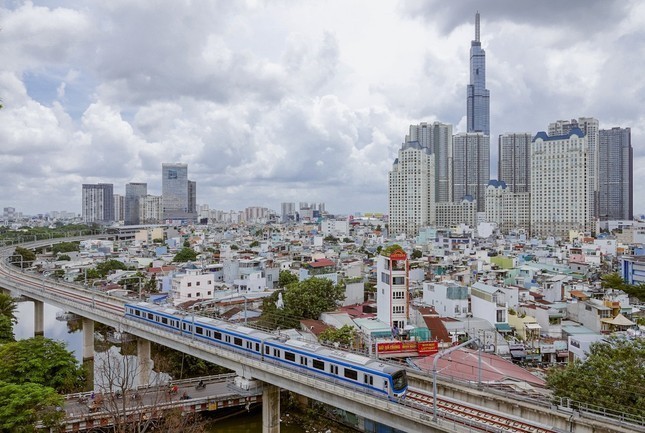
xmin=549 ymin=117 xmax=599 ymax=218
xmin=531 ymin=129 xmax=593 ymax=237
xmin=466 ymin=12 xmax=490 ymax=135
xmin=598 ymin=127 xmax=633 ymax=220
xmin=388 ymin=141 xmax=435 ymax=236
xmin=125 ymin=182 xmax=147 ymax=225
xmin=407 ymin=122 xmax=453 ymax=203
xmin=81 ymin=183 xmax=114 ymax=224
xmin=498 ymin=132 xmax=532 ymax=193
xmin=452 ymin=132 xmax=490 ymax=212
xmin=162 ymin=163 xmax=196 ymax=222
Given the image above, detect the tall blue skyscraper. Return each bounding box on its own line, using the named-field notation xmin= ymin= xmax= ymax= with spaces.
xmin=466 ymin=12 xmax=490 ymax=135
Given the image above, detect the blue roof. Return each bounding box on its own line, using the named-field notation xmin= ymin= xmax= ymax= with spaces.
xmin=533 ymin=127 xmax=585 ymax=142
xmin=487 ymin=179 xmax=507 ymax=189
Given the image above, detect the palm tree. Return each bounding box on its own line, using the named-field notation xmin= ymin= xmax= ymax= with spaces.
xmin=0 ymin=293 xmax=18 ymax=323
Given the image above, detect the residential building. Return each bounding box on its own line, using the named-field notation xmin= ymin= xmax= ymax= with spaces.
xmin=466 ymin=12 xmax=490 ymax=135
xmin=388 ymin=141 xmax=435 ymax=236
xmin=435 ymin=197 xmax=477 ymax=229
xmin=188 ymin=180 xmax=197 ymax=216
xmin=162 ymin=163 xmax=196 ymax=222
xmin=125 ymin=182 xmax=147 ymax=225
xmin=530 ymin=129 xmax=594 ymax=238
xmin=81 ymin=183 xmax=114 ymax=224
xmin=485 ymin=180 xmax=530 ymax=234
xmin=470 ymin=281 xmax=508 ymax=327
xmin=281 ymin=202 xmax=296 ymax=222
xmin=113 ymin=194 xmax=124 ymax=222
xmin=452 ymin=132 xmax=490 ymax=212
xmin=376 ymin=249 xmax=409 ymax=330
xmin=422 ymin=280 xmax=469 ymax=318
xmin=498 ymin=132 xmax=531 ymax=193
xmin=170 ymin=268 xmax=217 ymax=306
xmin=140 ymin=195 xmax=163 ymax=224
xmin=549 ymin=118 xmax=599 ymax=218
xmin=598 ymin=127 xmax=633 ymax=220
xmin=406 ymin=122 xmax=453 ymax=202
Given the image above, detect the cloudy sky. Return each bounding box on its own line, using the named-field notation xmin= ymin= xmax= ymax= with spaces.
xmin=1 ymin=0 xmax=644 ymax=216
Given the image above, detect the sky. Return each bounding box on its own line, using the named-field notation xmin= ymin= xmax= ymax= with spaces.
xmin=1 ymin=0 xmax=644 ymax=216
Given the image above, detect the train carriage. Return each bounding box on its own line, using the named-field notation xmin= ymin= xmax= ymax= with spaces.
xmin=124 ymin=302 xmax=407 ymax=399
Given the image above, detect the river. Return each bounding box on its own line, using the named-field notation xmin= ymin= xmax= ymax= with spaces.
xmin=13 ymin=301 xmax=343 ymax=433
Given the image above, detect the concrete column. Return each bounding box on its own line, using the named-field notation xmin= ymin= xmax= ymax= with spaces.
xmin=262 ymin=382 xmax=280 ymax=433
xmin=82 ymin=318 xmax=94 ymax=360
xmin=33 ymin=300 xmax=44 ymax=337
xmin=137 ymin=338 xmax=153 ymax=387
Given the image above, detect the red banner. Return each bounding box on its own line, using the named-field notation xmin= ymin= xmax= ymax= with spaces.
xmin=376 ymin=340 xmax=439 ymax=355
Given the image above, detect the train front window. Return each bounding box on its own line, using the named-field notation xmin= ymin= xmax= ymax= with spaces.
xmin=392 ymin=370 xmax=407 ymax=390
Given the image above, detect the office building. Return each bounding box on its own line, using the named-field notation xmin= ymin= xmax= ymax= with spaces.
xmin=598 ymin=127 xmax=633 ymax=221
xmin=498 ymin=133 xmax=532 ymax=193
xmin=531 ymin=129 xmax=593 ymax=238
xmin=125 ymin=182 xmax=147 ymax=225
xmin=81 ymin=183 xmax=114 ymax=224
xmin=388 ymin=141 xmax=435 ymax=236
xmin=452 ymin=132 xmax=490 ymax=212
xmin=466 ymin=12 xmax=490 ymax=135
xmin=162 ymin=163 xmax=196 ymax=222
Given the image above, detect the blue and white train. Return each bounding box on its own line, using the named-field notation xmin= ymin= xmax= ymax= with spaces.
xmin=125 ymin=302 xmax=408 ymax=398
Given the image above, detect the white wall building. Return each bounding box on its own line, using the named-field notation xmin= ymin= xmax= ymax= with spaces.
xmin=376 ymin=249 xmax=409 ymax=330
xmin=435 ymin=198 xmax=477 ymax=229
xmin=470 ymin=281 xmax=508 ymax=326
xmin=388 ymin=141 xmax=435 ymax=237
xmin=422 ymin=280 xmax=469 ymax=318
xmin=531 ymin=129 xmax=594 ymax=238
xmin=171 ymin=268 xmax=217 ymax=306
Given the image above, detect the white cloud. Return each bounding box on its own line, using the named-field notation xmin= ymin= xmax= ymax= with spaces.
xmin=0 ymin=1 xmax=643 ymax=215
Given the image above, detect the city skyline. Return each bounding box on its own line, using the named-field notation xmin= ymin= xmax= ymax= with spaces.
xmin=0 ymin=1 xmax=643 ymax=215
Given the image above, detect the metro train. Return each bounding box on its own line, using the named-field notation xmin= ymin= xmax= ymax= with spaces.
xmin=124 ymin=302 xmax=408 ymax=398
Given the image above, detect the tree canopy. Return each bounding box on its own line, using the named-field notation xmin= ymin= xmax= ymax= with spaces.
xmin=51 ymin=241 xmax=79 ymax=255
xmin=318 ymin=325 xmax=357 ymax=348
xmin=601 ymin=272 xmax=645 ymax=302
xmin=0 ymin=381 xmax=64 ymax=432
xmin=278 ymin=270 xmax=298 ymax=288
xmin=12 ymin=247 xmax=36 ymax=268
xmin=259 ymin=277 xmax=345 ymax=329
xmin=0 ymin=337 xmax=85 ymax=393
xmin=173 ymin=247 xmax=198 ymax=263
xmin=547 ymin=337 xmax=645 ymax=418
xmin=0 ymin=293 xmax=17 ymax=324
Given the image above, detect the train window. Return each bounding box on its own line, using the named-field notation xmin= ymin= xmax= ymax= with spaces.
xmin=207 ymin=331 xmax=211 ymax=337
xmin=148 ymin=313 xmax=154 ymax=320
xmin=234 ymin=337 xmax=242 ymax=346
xmin=225 ymin=336 xmax=231 ymax=343
xmin=284 ymin=351 xmax=296 ymax=362
xmin=330 ymin=365 xmax=338 ymax=375
xmin=312 ymin=359 xmax=324 ymax=370
xmin=273 ymin=348 xmax=280 ymax=357
xmin=135 ymin=310 xmax=140 ymax=316
xmin=196 ymin=327 xmax=204 ymax=335
xmin=344 ymin=368 xmax=358 ymax=380
xmin=213 ymin=331 xmax=221 ymax=340
xmin=265 ymin=346 xmax=270 ymax=355
xmin=255 ymin=343 xmax=260 ymax=352
xmin=364 ymin=375 xmax=373 ymax=385
xmin=300 ymin=357 xmax=307 ymax=366
xmin=161 ymin=317 xmax=168 ymax=325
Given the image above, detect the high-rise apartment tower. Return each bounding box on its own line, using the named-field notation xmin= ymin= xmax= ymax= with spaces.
xmin=81 ymin=183 xmax=114 ymax=224
xmin=598 ymin=127 xmax=633 ymax=221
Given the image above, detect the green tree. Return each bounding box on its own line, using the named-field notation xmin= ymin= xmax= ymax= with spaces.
xmin=0 ymin=316 xmax=14 ymax=343
xmin=57 ymin=254 xmax=71 ymax=261
xmin=278 ymin=270 xmax=298 ymax=288
xmin=173 ymin=247 xmax=198 ymax=262
xmin=0 ymin=293 xmax=17 ymax=324
xmin=547 ymin=337 xmax=645 ymax=417
xmin=51 ymin=241 xmax=79 ymax=255
xmin=319 ymin=325 xmax=356 ymax=347
xmin=381 ymin=244 xmax=404 ymax=257
xmin=249 ymin=240 xmax=260 ymax=248
xmin=260 ymin=277 xmax=345 ymax=329
xmin=0 ymin=381 xmax=64 ymax=432
xmin=601 ymin=272 xmax=645 ymax=302
xmin=323 ymin=235 xmax=338 ymax=243
xmin=12 ymin=247 xmax=36 ymax=268
xmin=0 ymin=337 xmax=85 ymax=393
xmin=411 ymin=249 xmax=423 ymax=259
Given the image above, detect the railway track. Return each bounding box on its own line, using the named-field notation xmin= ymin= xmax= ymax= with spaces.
xmin=406 ymin=390 xmax=556 ymax=433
